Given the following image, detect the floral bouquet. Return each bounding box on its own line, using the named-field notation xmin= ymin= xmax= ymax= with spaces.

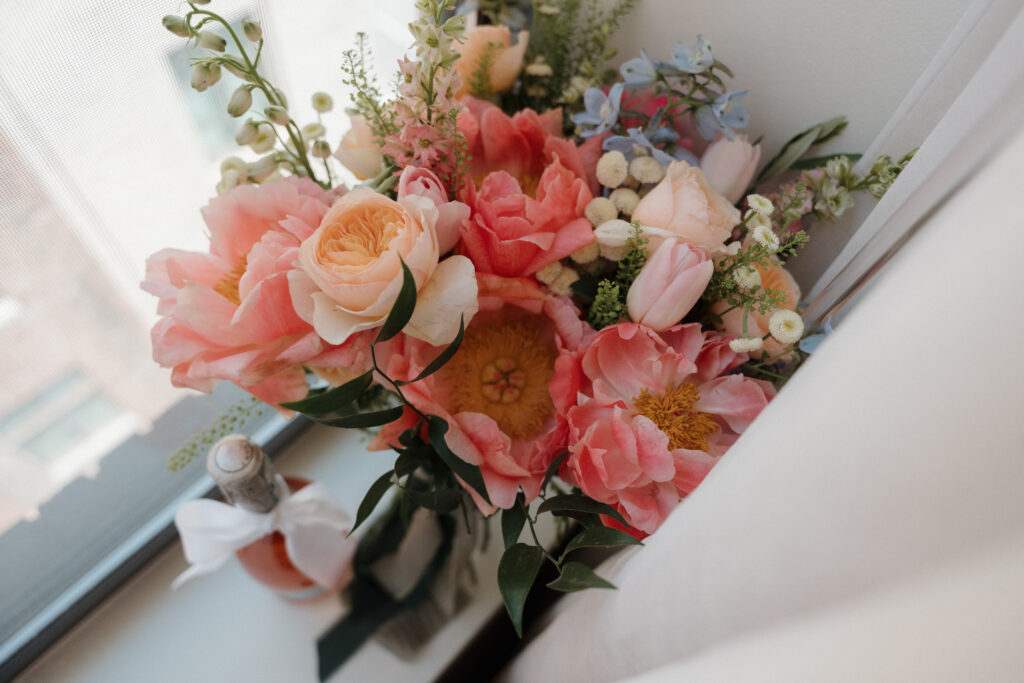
xmin=145 ymin=0 xmax=913 ymax=651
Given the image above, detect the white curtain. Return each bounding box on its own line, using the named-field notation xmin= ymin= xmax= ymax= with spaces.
xmin=504 ymin=3 xmax=1024 ymax=680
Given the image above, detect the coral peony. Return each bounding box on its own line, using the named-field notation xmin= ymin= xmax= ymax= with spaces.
xmin=456 ymin=98 xmax=601 ymax=278
xmin=558 ymin=323 xmax=774 ymax=534
xmin=291 ymin=187 xmax=478 ymax=347
xmin=454 ymin=26 xmax=528 ymax=98
xmin=370 ymin=275 xmax=592 ymax=512
xmin=143 ymin=177 xmax=367 ymax=407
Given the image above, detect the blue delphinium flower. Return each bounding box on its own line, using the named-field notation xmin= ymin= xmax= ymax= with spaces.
xmin=619 ymin=50 xmax=658 ymax=88
xmin=695 ymin=90 xmax=749 ymax=140
xmin=603 ymin=107 xmax=699 ymax=166
xmin=672 ymin=36 xmax=714 ymax=73
xmin=571 ymin=83 xmax=624 ymax=138
xmin=798 ymin=318 xmax=834 ymax=353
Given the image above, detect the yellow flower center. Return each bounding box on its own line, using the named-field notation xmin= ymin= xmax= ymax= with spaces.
xmin=438 ymin=318 xmax=557 ymax=439
xmin=318 ymin=206 xmax=403 ymax=269
xmin=632 ymin=383 xmax=719 ymax=451
xmin=213 ymin=254 xmax=247 ymax=305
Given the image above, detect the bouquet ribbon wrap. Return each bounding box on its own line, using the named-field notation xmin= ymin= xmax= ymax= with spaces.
xmin=172 ymin=475 xmax=355 ymax=589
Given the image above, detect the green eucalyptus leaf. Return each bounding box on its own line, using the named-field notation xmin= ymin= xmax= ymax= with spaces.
xmin=393 ymin=450 xmax=420 ymax=479
xmin=400 ymin=316 xmax=465 ymax=385
xmin=536 ymin=493 xmax=629 ymax=528
xmin=542 ymin=450 xmax=568 ymax=489
xmin=426 ymin=416 xmax=491 ymax=504
xmin=350 ymin=471 xmax=393 ymax=534
xmin=563 ymin=526 xmax=642 ymax=556
xmin=498 ymin=543 xmax=545 ymax=637
xmin=791 ymin=153 xmax=862 ymax=170
xmin=312 ymin=405 xmax=405 ymax=429
xmin=501 ymin=502 xmax=528 ymax=550
xmin=279 ymin=371 xmax=372 ymax=414
xmin=546 ymin=561 xmax=615 ymax=593
xmin=374 ymin=260 xmax=417 ymax=343
xmin=755 ymin=125 xmax=821 ymax=185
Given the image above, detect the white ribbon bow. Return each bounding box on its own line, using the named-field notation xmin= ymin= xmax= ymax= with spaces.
xmin=172 ymin=475 xmax=356 ymax=590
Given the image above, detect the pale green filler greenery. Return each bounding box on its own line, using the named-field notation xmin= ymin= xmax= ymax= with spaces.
xmin=168 ymin=397 xmax=268 ymax=471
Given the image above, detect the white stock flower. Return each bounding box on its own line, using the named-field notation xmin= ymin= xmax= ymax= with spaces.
xmin=768 ymin=310 xmax=804 ymax=345
xmin=729 ymin=337 xmax=764 ymax=353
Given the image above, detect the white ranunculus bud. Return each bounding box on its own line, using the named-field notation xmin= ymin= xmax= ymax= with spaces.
xmin=585 ymin=197 xmax=618 ymax=227
xmin=596 ymin=150 xmax=629 ymax=188
xmin=242 ymin=20 xmax=262 ymax=43
xmin=751 ymin=224 xmax=780 ymax=252
xmin=264 ymin=106 xmax=289 ymax=126
xmin=629 ymin=156 xmax=666 ymax=184
xmin=196 ymin=30 xmax=226 ymax=52
xmin=220 ymin=156 xmax=247 ymax=175
xmin=311 ymin=92 xmax=333 ymax=113
xmin=301 ymin=122 xmax=326 ymax=139
xmin=234 ymin=119 xmax=259 ymax=145
xmin=768 ymin=309 xmax=804 ymax=345
xmin=162 ymin=15 xmax=190 ymax=38
xmin=729 ymin=336 xmax=764 ymax=353
xmin=311 ymin=139 xmax=331 ymax=159
xmin=535 ymin=261 xmax=564 ymax=286
xmin=569 ymin=241 xmax=599 ymax=264
xmin=549 ymin=268 xmax=580 ymax=296
xmin=190 ymin=62 xmax=221 ymax=92
xmin=248 ymin=155 xmax=279 ymax=182
xmin=746 ymin=194 xmax=774 ymax=216
xmin=250 ymin=123 xmax=276 ymax=153
xmin=227 ymin=86 xmax=252 ymax=117
xmin=732 ymin=265 xmax=761 ymax=290
xmin=609 ymin=187 xmax=640 ymax=216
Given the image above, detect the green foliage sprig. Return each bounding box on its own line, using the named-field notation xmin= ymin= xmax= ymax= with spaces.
xmin=341 ymin=33 xmax=399 ymax=140
xmin=168 ymin=396 xmax=267 ymax=471
xmin=587 ymin=222 xmax=648 ymax=329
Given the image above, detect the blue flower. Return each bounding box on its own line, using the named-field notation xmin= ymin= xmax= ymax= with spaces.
xmin=619 ymin=50 xmax=658 ymax=88
xmin=798 ymin=318 xmax=834 ymax=354
xmin=603 ymin=107 xmax=697 ymax=166
xmin=571 ymin=83 xmax=624 ymax=138
xmin=695 ymin=90 xmax=749 ymax=140
xmin=672 ymin=36 xmax=714 ymax=74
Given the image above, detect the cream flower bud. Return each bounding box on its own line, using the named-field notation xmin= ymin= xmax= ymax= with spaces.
xmin=570 ymin=241 xmax=599 ymax=264
xmin=700 ymin=134 xmax=761 ymax=204
xmin=227 ymin=86 xmax=252 ymax=117
xmin=264 ymin=106 xmax=289 ymax=126
xmin=609 ymin=187 xmax=640 ymax=216
xmin=549 ymin=268 xmax=580 ymax=296
xmin=747 ymin=211 xmax=772 ymax=232
xmin=196 ymin=30 xmax=226 ymax=52
xmin=732 ymin=265 xmax=761 ymax=290
xmin=535 ymin=261 xmax=564 ymax=286
xmin=311 ymin=139 xmax=332 ymax=159
xmin=242 ymin=20 xmax=262 ymax=42
xmin=302 ymin=122 xmax=326 ymax=139
xmin=596 ymin=150 xmax=629 ymax=188
xmin=248 ymin=155 xmax=279 ymax=182
xmin=768 ymin=309 xmax=804 ymax=345
xmin=537 ymin=4 xmax=560 ymax=15
xmin=751 ymin=224 xmax=780 ymax=252
xmin=746 ymin=194 xmax=774 ymax=216
xmin=585 ymin=197 xmax=618 ymax=227
xmin=220 ymin=156 xmax=247 ymax=175
xmin=729 ymin=337 xmax=764 ymax=353
xmin=249 ymin=123 xmax=276 ymax=153
xmin=234 ymin=119 xmax=259 ymax=145
xmin=216 ymin=168 xmax=243 ymax=196
xmin=311 ymin=92 xmax=333 ymax=113
xmin=162 ymin=15 xmax=190 ymax=38
xmin=629 ymin=156 xmax=666 ymax=184
xmin=190 ymin=62 xmax=221 ymax=92
xmin=593 ymin=218 xmax=634 ymax=261
xmin=525 ymin=62 xmax=554 ymax=77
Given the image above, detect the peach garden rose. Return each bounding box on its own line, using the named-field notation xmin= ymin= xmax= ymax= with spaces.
xmin=289 ymin=187 xmax=478 ymax=348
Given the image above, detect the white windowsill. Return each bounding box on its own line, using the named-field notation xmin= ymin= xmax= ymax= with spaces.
xmin=18 ymin=424 xmax=507 ymax=683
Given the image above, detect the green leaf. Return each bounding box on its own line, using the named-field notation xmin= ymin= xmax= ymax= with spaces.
xmin=426 ymin=416 xmax=491 ymax=504
xmin=399 ymin=316 xmax=465 ymax=385
xmin=312 ymin=405 xmax=405 ymax=429
xmin=279 ymin=371 xmax=372 ymax=414
xmin=563 ymin=526 xmax=642 ymax=556
xmin=536 ymin=493 xmax=629 ymax=528
xmin=393 ymin=449 xmax=420 ymax=479
xmin=542 ymin=450 xmax=568 ymax=489
xmin=792 ymin=153 xmax=862 ymax=170
xmin=755 ymin=116 xmax=849 ymax=185
xmin=814 ymin=116 xmax=849 ymax=145
xmin=374 ymin=259 xmax=417 ymax=343
xmin=498 ymin=543 xmax=545 ymax=637
xmin=546 ymin=561 xmax=615 ymax=593
xmin=350 ymin=471 xmax=393 ymax=534
xmin=501 ymin=502 xmax=527 ymax=550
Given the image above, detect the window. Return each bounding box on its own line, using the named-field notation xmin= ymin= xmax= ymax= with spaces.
xmin=0 ymin=0 xmax=415 ymax=676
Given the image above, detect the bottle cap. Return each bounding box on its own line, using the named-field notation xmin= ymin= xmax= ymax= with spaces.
xmin=206 ymin=435 xmax=282 ymax=513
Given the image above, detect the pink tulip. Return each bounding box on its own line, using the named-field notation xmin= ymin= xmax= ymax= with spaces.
xmin=700 ymin=134 xmax=761 ymax=204
xmin=627 ymin=238 xmax=713 ymax=331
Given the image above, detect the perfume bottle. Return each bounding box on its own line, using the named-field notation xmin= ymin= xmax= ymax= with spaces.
xmin=206 ymin=435 xmax=325 ymax=600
